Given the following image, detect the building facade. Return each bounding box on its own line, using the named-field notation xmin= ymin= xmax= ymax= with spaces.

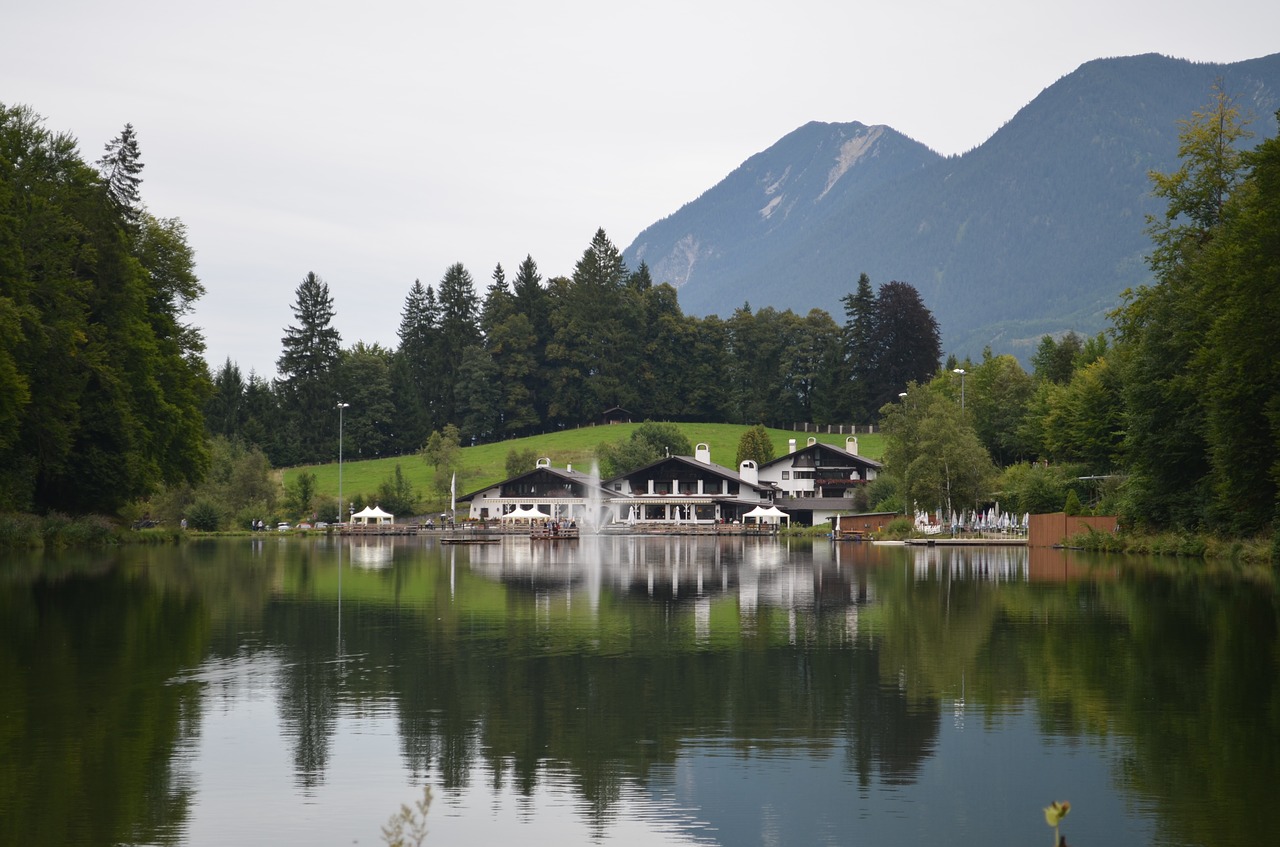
xmin=757 ymin=437 xmax=883 ymax=525
xmin=602 ymin=443 xmax=776 ymax=525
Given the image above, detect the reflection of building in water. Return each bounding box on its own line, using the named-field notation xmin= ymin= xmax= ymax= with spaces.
xmin=348 ymin=538 xmax=394 ymax=569
xmin=460 ymin=536 xmax=880 ymax=649
xmin=909 ymin=545 xmax=1027 ymax=582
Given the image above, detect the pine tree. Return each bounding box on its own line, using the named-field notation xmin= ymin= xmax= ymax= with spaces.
xmin=480 ymin=263 xmax=514 ymax=337
xmin=97 ymin=123 xmax=144 ymax=227
xmin=511 ymin=255 xmax=550 ymax=424
xmin=841 ymin=272 xmax=876 ymax=421
xmin=392 ymin=279 xmax=440 ymax=449
xmin=206 ymin=358 xmax=247 ymax=438
xmin=432 ymin=263 xmax=481 ymax=427
xmin=546 ymin=230 xmax=640 ymax=425
xmin=276 ymin=272 xmax=341 ymax=462
xmin=865 ymin=281 xmax=940 ymax=417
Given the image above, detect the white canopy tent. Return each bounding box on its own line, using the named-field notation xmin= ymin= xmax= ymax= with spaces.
xmin=760 ymin=505 xmax=791 ymax=526
xmin=742 ymin=504 xmax=791 ymax=526
xmin=351 ymin=505 xmax=394 ymax=525
xmin=500 ymin=505 xmax=550 ymax=522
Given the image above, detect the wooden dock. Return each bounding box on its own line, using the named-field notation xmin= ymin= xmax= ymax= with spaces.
xmin=903 ymin=536 xmax=1026 ymax=546
xmin=531 ymin=526 xmax=580 ymax=541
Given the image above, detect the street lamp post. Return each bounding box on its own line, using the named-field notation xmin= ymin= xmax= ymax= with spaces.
xmin=952 ymin=368 xmax=966 ymax=410
xmin=337 ymin=401 xmax=350 ymax=522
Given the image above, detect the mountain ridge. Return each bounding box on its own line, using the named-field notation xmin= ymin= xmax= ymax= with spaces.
xmin=623 ymin=52 xmax=1280 ymax=358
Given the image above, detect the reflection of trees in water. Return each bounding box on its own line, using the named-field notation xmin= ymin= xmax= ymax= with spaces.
xmin=375 ymin=628 xmax=941 ymax=827
xmin=1032 ymin=573 xmax=1278 ymax=847
xmin=250 ymin=543 xmax=948 ymax=824
xmin=272 ymin=642 xmax=337 ymax=793
xmin=0 ymin=563 xmax=207 ymax=847
xmin=841 ymin=648 xmax=940 ymax=789
xmin=263 ymin=549 xmax=343 ymax=793
xmin=146 ymin=538 xmax=1280 ymax=847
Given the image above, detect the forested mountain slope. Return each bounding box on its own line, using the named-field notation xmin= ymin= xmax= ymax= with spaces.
xmin=624 ymin=53 xmax=1280 ymax=358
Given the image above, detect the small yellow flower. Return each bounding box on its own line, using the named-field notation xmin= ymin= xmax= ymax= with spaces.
xmin=1043 ymin=801 xmax=1071 ymax=827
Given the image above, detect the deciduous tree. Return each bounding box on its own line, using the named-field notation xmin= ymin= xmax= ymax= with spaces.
xmin=881 ymin=384 xmax=996 ymax=515
xmin=1114 ymin=86 xmax=1253 ymax=530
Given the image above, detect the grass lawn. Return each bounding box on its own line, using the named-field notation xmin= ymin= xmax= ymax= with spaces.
xmin=285 ymin=423 xmax=882 ymax=515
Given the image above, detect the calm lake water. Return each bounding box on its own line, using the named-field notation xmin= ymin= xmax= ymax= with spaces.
xmin=1 ymin=536 xmax=1275 ymax=846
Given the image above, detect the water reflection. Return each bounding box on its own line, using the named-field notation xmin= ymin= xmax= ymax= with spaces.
xmin=0 ymin=538 xmax=1275 ymax=847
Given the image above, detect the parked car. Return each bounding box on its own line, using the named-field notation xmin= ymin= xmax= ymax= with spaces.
xmin=277 ymin=522 xmax=291 ymax=532
xmin=296 ymin=522 xmax=313 ymax=530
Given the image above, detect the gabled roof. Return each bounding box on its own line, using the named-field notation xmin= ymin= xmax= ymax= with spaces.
xmin=456 ymin=465 xmax=607 ymax=503
xmin=758 ymin=440 xmax=882 ymax=472
xmin=604 ymin=454 xmax=774 ymax=493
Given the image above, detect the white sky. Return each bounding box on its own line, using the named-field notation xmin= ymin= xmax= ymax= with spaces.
xmin=6 ymin=0 xmax=1279 ymax=378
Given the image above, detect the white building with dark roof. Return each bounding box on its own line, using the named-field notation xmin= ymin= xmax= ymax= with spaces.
xmin=458 ymin=458 xmax=613 ymax=526
xmin=757 ymin=437 xmax=882 ymax=526
xmin=601 ymin=443 xmax=776 ymax=525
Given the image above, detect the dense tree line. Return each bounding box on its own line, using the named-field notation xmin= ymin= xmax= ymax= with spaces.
xmin=218 ymin=228 xmax=943 ymax=468
xmin=875 ymin=91 xmax=1280 ymax=541
xmin=10 ymin=92 xmax=1270 ymax=542
xmin=0 ymin=106 xmax=210 ymax=513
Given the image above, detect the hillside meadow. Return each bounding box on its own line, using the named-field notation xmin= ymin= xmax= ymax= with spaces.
xmin=285 ymin=423 xmax=882 ymax=514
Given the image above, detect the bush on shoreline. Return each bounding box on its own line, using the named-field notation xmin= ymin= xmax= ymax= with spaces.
xmin=0 ymin=512 xmax=120 ymax=549
xmin=1066 ymin=525 xmax=1274 ymax=564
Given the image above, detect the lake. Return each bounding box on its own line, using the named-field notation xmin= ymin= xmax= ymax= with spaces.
xmin=1 ymin=535 xmax=1275 ymax=846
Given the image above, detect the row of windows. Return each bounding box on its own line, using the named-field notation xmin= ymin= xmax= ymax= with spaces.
xmin=612 ymin=481 xmax=739 ymax=495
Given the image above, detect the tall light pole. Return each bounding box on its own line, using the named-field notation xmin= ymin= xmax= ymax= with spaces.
xmin=337 ymin=401 xmax=350 ymax=522
xmin=952 ymin=368 xmax=966 ymax=410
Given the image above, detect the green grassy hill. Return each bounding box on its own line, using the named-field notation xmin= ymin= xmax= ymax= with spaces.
xmin=286 ymin=423 xmax=881 ymax=516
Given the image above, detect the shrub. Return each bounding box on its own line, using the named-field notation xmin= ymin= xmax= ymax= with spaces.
xmin=186 ymin=500 xmax=223 ymax=532
xmin=880 ymin=517 xmax=916 ymax=539
xmin=50 ymin=514 xmax=116 ymax=546
xmin=0 ymin=513 xmax=44 ymax=548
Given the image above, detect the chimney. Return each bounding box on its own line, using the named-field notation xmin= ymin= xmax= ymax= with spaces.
xmin=566 ymin=463 xmax=572 ymax=473
xmin=846 ymin=436 xmax=859 ymax=456
xmin=695 ymin=443 xmax=711 ymax=464
xmin=807 ymin=437 xmax=817 ymax=447
xmin=788 ymin=438 xmax=796 ymax=453
xmin=739 ymin=460 xmax=759 ymax=486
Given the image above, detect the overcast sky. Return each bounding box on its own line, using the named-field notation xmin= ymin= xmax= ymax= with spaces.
xmin=7 ymin=0 xmax=1279 ymax=377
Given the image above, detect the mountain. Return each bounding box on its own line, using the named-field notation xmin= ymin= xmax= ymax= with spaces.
xmin=623 ymin=53 xmax=1280 ymax=359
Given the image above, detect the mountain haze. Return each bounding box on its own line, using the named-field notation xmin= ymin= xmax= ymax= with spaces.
xmin=623 ymin=53 xmax=1280 ymax=359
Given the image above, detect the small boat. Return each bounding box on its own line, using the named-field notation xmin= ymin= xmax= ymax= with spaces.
xmin=440 ymin=537 xmax=501 ymax=545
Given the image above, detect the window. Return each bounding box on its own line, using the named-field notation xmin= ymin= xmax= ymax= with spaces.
xmin=781 ymin=471 xmax=790 ymax=480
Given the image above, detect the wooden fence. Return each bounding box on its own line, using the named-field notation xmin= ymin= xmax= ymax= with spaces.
xmin=1027 ymin=513 xmax=1118 ymax=548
